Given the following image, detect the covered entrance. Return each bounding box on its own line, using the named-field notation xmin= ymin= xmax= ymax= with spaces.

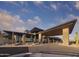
xmin=4 ymin=30 xmax=26 ymax=44
xmin=38 ymin=19 xmax=77 ymax=46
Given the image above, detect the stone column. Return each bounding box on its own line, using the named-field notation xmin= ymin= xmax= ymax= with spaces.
xmin=62 ymin=27 xmax=69 ymax=46
xmin=75 ymin=32 xmax=79 ymax=46
xmin=33 ymin=33 xmax=36 ymax=43
xmin=14 ymin=35 xmax=16 ymax=44
xmin=1 ymin=33 xmax=3 ymax=40
xmin=38 ymin=33 xmax=42 ymax=43
xmin=11 ymin=32 xmax=14 ymax=47
xmin=48 ymin=37 xmax=50 ymax=43
xmin=12 ymin=32 xmax=14 ymax=44
xmin=21 ymin=34 xmax=25 ymax=44
xmin=30 ymin=34 xmax=33 ymax=42
xmin=0 ymin=33 xmax=3 ymax=44
xmin=42 ymin=35 xmax=45 ymax=43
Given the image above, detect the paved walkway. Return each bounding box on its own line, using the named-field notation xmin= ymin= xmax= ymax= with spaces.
xmin=29 ymin=43 xmax=79 ymax=56
xmin=1 ymin=43 xmax=79 ymax=56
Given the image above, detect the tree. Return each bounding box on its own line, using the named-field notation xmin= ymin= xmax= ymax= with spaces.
xmin=75 ymin=32 xmax=79 ymax=45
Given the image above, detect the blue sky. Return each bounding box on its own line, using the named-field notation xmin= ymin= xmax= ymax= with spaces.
xmin=0 ymin=1 xmax=79 ymax=39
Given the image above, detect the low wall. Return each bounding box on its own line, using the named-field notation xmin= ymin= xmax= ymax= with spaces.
xmin=0 ymin=47 xmax=29 ymax=57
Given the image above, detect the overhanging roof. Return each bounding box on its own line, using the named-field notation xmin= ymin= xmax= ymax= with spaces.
xmin=3 ymin=30 xmax=26 ymax=35
xmin=30 ymin=27 xmax=43 ymax=33
xmin=39 ymin=19 xmax=77 ymax=36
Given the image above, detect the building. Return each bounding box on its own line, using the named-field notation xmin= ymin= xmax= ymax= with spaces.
xmin=30 ymin=27 xmax=44 ymax=43
xmin=0 ymin=19 xmax=77 ymax=45
xmin=3 ymin=30 xmax=26 ymax=44
xmin=37 ymin=19 xmax=77 ymax=45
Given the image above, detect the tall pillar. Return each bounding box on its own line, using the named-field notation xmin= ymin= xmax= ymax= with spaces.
xmin=30 ymin=34 xmax=33 ymax=42
xmin=38 ymin=33 xmax=42 ymax=43
xmin=0 ymin=33 xmax=3 ymax=44
xmin=14 ymin=35 xmax=16 ymax=44
xmin=75 ymin=32 xmax=79 ymax=46
xmin=63 ymin=27 xmax=69 ymax=46
xmin=12 ymin=32 xmax=14 ymax=44
xmin=33 ymin=33 xmax=36 ymax=43
xmin=1 ymin=33 xmax=3 ymax=41
xmin=21 ymin=34 xmax=25 ymax=44
xmin=48 ymin=37 xmax=50 ymax=43
xmin=42 ymin=35 xmax=45 ymax=43
xmin=11 ymin=32 xmax=14 ymax=47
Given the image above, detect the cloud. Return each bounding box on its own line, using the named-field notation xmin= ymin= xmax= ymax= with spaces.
xmin=33 ymin=1 xmax=43 ymax=5
xmin=0 ymin=9 xmax=26 ymax=32
xmin=50 ymin=4 xmax=57 ymax=10
xmin=5 ymin=1 xmax=28 ymax=7
xmin=74 ymin=1 xmax=79 ymax=10
xmin=64 ymin=4 xmax=73 ymax=12
xmin=15 ymin=27 xmax=26 ymax=32
xmin=49 ymin=2 xmax=62 ymax=11
xmin=33 ymin=1 xmax=47 ymax=9
xmin=5 ymin=1 xmax=30 ymax=15
xmin=18 ymin=1 xmax=25 ymax=5
xmin=33 ymin=1 xmax=58 ymax=11
xmin=49 ymin=2 xmax=73 ymax=12
xmin=0 ymin=8 xmax=42 ymax=32
xmin=26 ymin=16 xmax=42 ymax=29
xmin=18 ymin=8 xmax=29 ymax=14
xmin=59 ymin=14 xmax=76 ymax=24
xmin=5 ymin=1 xmax=19 ymax=6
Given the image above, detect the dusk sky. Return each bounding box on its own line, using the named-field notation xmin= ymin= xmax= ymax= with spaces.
xmin=0 ymin=1 xmax=79 ymax=39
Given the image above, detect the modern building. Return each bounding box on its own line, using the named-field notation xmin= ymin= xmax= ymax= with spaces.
xmin=2 ymin=30 xmax=26 ymax=45
xmin=37 ymin=19 xmax=77 ymax=45
xmin=0 ymin=19 xmax=77 ymax=46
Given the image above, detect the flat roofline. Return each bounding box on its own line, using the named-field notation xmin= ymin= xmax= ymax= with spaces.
xmin=3 ymin=30 xmax=26 ymax=34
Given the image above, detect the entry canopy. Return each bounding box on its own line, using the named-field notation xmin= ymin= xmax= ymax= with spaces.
xmin=39 ymin=19 xmax=77 ymax=36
